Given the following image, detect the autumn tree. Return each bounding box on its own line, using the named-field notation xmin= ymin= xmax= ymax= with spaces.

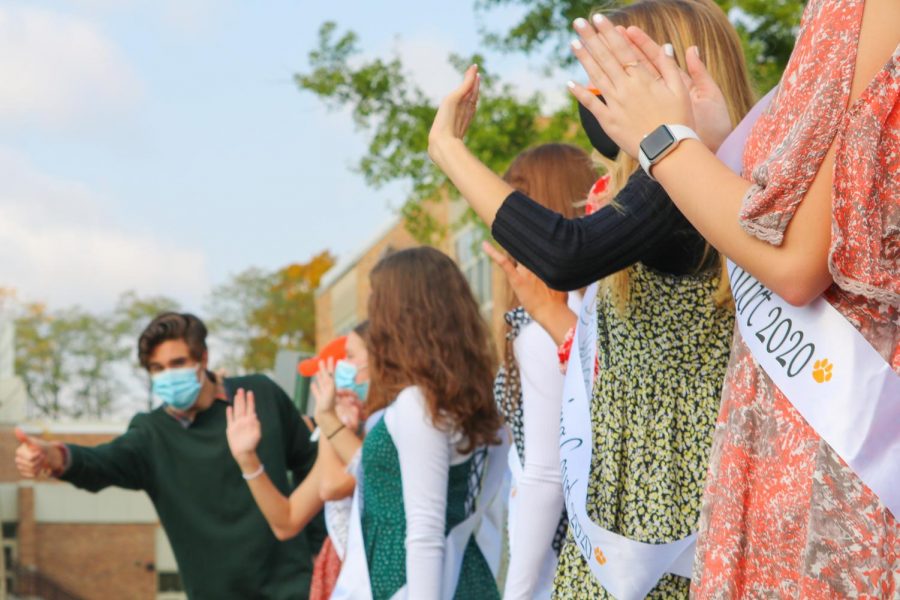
xmin=207 ymin=251 xmax=335 ymax=373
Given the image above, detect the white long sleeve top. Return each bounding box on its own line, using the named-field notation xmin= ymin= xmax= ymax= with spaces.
xmin=382 ymin=386 xmax=470 ymax=599
xmin=503 ymin=292 xmax=581 ymax=599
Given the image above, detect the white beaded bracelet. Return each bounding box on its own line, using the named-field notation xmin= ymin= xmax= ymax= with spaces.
xmin=242 ymin=463 xmax=265 ymax=481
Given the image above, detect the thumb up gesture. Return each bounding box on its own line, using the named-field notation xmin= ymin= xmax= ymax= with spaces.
xmin=14 ymin=427 xmax=64 ymax=478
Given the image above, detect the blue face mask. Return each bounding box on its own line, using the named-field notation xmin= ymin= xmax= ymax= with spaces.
xmin=152 ymin=366 xmax=203 ymax=411
xmin=334 ymin=359 xmax=369 ymax=400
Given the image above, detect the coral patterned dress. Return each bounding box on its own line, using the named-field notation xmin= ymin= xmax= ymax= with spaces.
xmin=692 ymin=0 xmax=900 ymax=598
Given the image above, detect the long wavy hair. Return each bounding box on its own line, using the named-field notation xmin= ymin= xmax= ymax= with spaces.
xmin=593 ymin=0 xmax=756 ymax=311
xmin=365 ymin=246 xmax=502 ymax=452
xmin=499 ymin=143 xmax=595 ymax=411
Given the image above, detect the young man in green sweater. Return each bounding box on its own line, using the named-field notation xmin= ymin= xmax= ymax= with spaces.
xmin=13 ymin=312 xmax=325 ymax=599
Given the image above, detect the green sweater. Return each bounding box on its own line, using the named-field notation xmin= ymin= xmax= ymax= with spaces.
xmin=60 ymin=374 xmax=325 ymax=599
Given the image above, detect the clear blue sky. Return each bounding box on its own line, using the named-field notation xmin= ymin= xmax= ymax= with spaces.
xmin=0 ymin=0 xmax=573 ymax=313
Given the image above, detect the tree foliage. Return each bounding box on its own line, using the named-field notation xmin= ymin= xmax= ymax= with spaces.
xmin=12 ymin=292 xmax=181 ymax=419
xmin=296 ymin=2 xmax=804 ymax=238
xmin=206 ymin=251 xmax=335 ymax=373
xmin=474 ymin=0 xmax=806 ymax=92
xmin=296 ymin=22 xmax=589 ymax=242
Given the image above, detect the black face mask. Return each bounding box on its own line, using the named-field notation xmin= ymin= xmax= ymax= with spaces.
xmin=578 ymin=96 xmax=620 ymax=160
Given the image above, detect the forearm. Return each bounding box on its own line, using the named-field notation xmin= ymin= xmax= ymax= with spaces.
xmin=239 ymin=453 xmax=323 ymax=540
xmin=652 ymin=140 xmax=832 ymax=305
xmin=429 ymin=137 xmax=514 ymax=228
xmin=317 ymin=438 xmax=356 ymax=501
xmin=315 ymin=411 xmax=362 ymax=465
xmin=531 ymin=304 xmax=577 ymax=347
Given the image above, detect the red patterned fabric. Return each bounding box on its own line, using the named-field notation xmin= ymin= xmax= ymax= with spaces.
xmin=693 ymin=0 xmax=900 ymax=598
xmin=310 ymin=536 xmax=342 ymax=600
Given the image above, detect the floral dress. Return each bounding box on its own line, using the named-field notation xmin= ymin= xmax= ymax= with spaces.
xmin=692 ymin=0 xmax=900 ymax=597
xmin=552 ymin=263 xmax=734 ymax=599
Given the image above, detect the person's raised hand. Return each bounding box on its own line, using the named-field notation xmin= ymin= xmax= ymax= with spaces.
xmin=482 ymin=242 xmax=568 ymax=323
xmin=311 ymin=358 xmax=337 ymax=420
xmin=624 ymin=28 xmax=732 ymax=151
xmin=225 ymin=389 xmax=261 ymax=465
xmin=428 ymin=64 xmax=480 ymax=165
xmin=568 ymin=15 xmax=693 ymax=159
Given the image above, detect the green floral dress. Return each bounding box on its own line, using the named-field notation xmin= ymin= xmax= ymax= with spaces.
xmin=361 ymin=417 xmax=500 ymax=600
xmin=552 ymin=263 xmax=734 ymax=599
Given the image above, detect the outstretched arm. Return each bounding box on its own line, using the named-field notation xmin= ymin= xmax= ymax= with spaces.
xmin=226 ymin=390 xmax=324 ymax=541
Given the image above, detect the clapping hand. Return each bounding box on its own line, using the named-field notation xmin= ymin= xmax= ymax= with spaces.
xmin=567 ymin=15 xmax=731 ymax=157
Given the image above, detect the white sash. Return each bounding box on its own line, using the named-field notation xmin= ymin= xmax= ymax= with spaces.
xmin=558 ymin=283 xmax=696 ymax=600
xmin=331 ymin=415 xmax=509 ymax=600
xmin=719 ymin=89 xmax=900 ymax=519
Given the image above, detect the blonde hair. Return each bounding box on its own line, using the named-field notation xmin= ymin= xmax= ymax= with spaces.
xmin=592 ymin=0 xmax=756 ymax=311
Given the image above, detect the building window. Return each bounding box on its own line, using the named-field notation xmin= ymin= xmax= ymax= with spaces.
xmin=331 ymin=270 xmax=359 ymax=335
xmin=158 ymin=572 xmax=184 ymax=593
xmin=2 ymin=522 xmax=16 ymax=594
xmin=454 ymin=226 xmax=493 ymax=317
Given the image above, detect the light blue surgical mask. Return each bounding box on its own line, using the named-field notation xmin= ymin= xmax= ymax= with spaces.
xmin=334 ymin=359 xmax=369 ymax=400
xmin=152 ymin=366 xmax=203 ymax=411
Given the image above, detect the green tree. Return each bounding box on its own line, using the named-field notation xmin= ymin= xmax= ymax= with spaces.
xmin=474 ymin=0 xmax=805 ymax=91
xmin=113 ymin=291 xmax=182 ymax=410
xmin=296 ymin=2 xmax=804 ymax=236
xmin=296 ymin=22 xmax=588 ymax=242
xmin=207 ymin=251 xmax=335 ymax=373
xmin=12 ymin=291 xmax=182 ymax=418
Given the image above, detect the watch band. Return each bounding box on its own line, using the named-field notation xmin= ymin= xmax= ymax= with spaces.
xmin=638 ymin=124 xmax=700 ymax=179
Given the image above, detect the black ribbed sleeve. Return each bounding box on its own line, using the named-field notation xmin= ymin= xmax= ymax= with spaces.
xmin=491 ymin=169 xmax=713 ymax=291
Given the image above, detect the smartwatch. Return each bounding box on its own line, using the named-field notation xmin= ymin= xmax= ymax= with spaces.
xmin=638 ymin=124 xmax=700 ymax=179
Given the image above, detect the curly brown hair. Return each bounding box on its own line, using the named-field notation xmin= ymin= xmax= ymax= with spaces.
xmin=366 ymin=246 xmax=502 ymax=452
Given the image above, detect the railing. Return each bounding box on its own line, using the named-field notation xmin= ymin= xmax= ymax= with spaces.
xmin=11 ymin=564 xmax=84 ymax=600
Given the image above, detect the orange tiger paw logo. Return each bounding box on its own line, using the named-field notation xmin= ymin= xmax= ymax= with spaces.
xmin=593 ymin=547 xmax=607 ymax=565
xmin=812 ymin=359 xmax=833 ymax=383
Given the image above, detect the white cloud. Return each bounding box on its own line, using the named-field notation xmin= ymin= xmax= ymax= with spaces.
xmin=381 ymin=34 xmax=570 ymax=112
xmin=0 ymin=5 xmax=141 ymax=130
xmin=0 ymin=148 xmax=209 ymax=311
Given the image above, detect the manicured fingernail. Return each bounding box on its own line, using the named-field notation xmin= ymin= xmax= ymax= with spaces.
xmin=571 ymin=39 xmax=583 ymax=50
xmin=472 ymin=63 xmax=479 ymax=69
xmin=664 ymin=43 xmax=674 ymax=57
xmin=592 ymin=14 xmax=605 ymax=26
xmin=567 ymin=81 xmax=576 ymax=89
xmin=691 ymin=46 xmax=700 ymax=59
xmin=574 ymin=17 xmax=588 ymax=29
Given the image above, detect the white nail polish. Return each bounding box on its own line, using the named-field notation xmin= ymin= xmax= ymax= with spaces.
xmin=574 ymin=17 xmax=588 ymax=29
xmin=571 ymin=39 xmax=583 ymax=50
xmin=567 ymin=81 xmax=576 ymax=89
xmin=592 ymin=14 xmax=605 ymax=26
xmin=664 ymin=43 xmax=674 ymax=57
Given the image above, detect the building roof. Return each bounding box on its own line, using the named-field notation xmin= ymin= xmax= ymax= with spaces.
xmin=316 ymin=214 xmax=402 ymax=296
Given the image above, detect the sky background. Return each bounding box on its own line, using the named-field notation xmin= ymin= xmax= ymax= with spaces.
xmin=0 ymin=0 xmax=576 ymax=315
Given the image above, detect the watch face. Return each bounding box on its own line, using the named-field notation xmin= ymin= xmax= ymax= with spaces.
xmin=640 ymin=126 xmax=676 ymax=162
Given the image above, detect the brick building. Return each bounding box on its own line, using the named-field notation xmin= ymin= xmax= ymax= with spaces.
xmin=315 ymin=198 xmax=511 ymax=355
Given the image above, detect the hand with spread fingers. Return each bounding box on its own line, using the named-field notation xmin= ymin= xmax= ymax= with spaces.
xmin=311 ymin=357 xmax=338 ymax=421
xmin=482 ymin=241 xmax=576 ymax=346
xmin=567 ymin=14 xmax=695 ymax=158
xmin=225 ymin=388 xmax=262 ymax=466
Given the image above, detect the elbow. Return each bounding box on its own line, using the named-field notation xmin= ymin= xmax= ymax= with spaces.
xmin=318 ymin=478 xmax=349 ymax=502
xmin=768 ymin=262 xmax=833 ymax=307
xmin=272 ymin=525 xmax=300 ymax=542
